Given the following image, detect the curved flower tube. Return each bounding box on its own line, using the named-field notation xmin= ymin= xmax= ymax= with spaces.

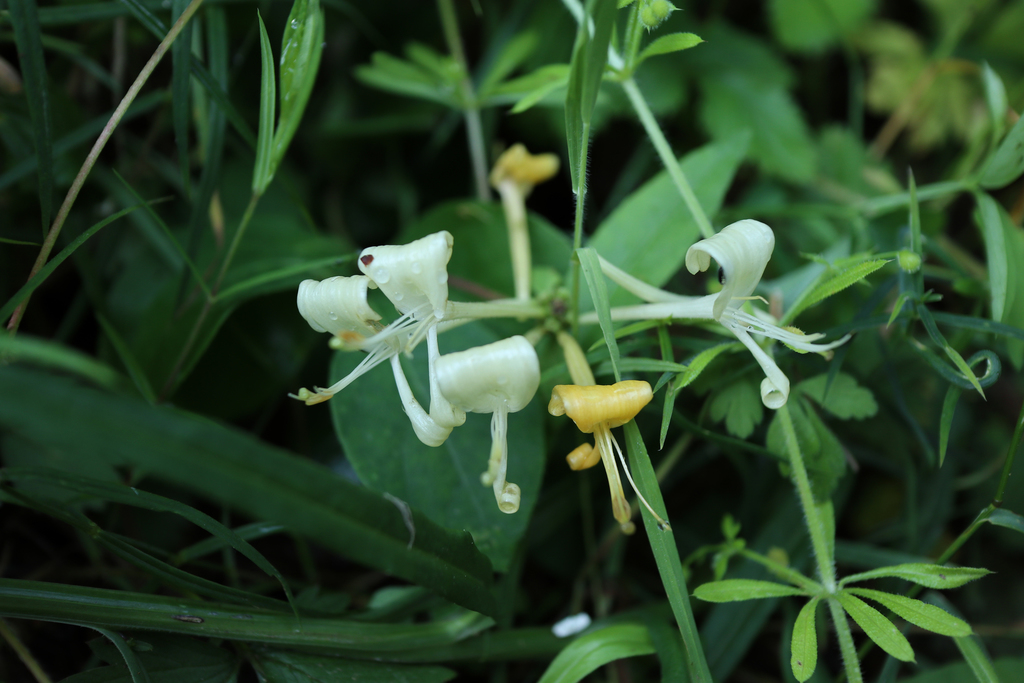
xmin=436 ymin=335 xmax=540 ymax=513
xmin=549 ymin=381 xmax=669 ymax=534
xmin=582 ymin=219 xmax=850 ymax=409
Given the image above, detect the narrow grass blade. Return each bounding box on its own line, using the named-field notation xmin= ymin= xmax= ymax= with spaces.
xmin=624 ymin=421 xmax=713 ymax=683
xmin=253 ymin=11 xmax=276 ymax=194
xmin=171 ymin=0 xmax=193 ymax=195
xmin=939 ymin=386 xmax=962 ymax=467
xmin=7 ymin=0 xmax=53 ymax=234
xmin=577 ymin=247 xmax=620 ymax=381
xmin=0 ymin=203 xmax=150 ymax=323
xmin=92 ymin=627 xmax=151 ymax=683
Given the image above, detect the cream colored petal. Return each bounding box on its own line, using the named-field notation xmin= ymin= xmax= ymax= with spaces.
xmin=685 ymin=219 xmax=775 ymax=320
xmin=297 ymin=276 xmax=381 ymax=337
xmin=358 ymin=231 xmax=453 ymax=320
xmin=390 ymin=355 xmax=452 ymax=447
xmin=435 ymin=335 xmax=540 ymax=415
xmin=726 ymin=323 xmax=790 ymax=409
xmin=426 ymin=326 xmax=466 ymax=430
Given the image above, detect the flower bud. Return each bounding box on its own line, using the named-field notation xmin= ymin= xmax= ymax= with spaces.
xmin=898 ymin=250 xmax=922 ymax=273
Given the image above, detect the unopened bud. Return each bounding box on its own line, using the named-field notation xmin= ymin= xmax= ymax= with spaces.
xmin=898 ymin=250 xmax=921 ymax=273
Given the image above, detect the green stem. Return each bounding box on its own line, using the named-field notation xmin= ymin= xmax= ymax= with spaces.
xmin=828 ymin=597 xmax=864 ymax=683
xmin=622 ymin=3 xmax=645 ymax=72
xmin=436 ymin=0 xmax=489 ymax=201
xmin=994 ymin=397 xmax=1024 ymax=506
xmin=213 ymin=193 xmax=260 ymax=294
xmin=777 ymin=404 xmax=836 ymax=593
xmin=0 ymin=617 xmax=53 ymax=683
xmin=621 ymin=77 xmax=714 ymax=239
xmin=569 ymin=124 xmax=591 ymax=334
xmin=6 ymin=0 xmax=206 ymax=334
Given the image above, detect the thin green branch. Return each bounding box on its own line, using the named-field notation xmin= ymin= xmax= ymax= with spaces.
xmin=621 ymin=77 xmax=714 ymax=239
xmin=0 ymin=618 xmax=53 ymax=683
xmin=828 ymin=597 xmax=864 ymax=683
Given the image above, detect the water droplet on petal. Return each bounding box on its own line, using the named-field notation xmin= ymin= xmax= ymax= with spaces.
xmin=372 ymin=266 xmax=390 ymax=284
xmin=393 ymin=292 xmax=404 ymax=302
xmin=328 ymin=311 xmax=338 ymax=320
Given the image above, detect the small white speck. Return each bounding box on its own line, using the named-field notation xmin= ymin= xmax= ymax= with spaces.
xmin=552 ymin=612 xmax=591 ymax=638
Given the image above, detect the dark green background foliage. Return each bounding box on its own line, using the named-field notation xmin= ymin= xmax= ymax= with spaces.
xmin=1 ymin=0 xmax=1023 ymax=681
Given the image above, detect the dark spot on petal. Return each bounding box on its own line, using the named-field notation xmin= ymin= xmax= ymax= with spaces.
xmin=360 ymin=255 xmax=373 ymax=265
xmin=718 ymin=266 xmax=726 ymax=285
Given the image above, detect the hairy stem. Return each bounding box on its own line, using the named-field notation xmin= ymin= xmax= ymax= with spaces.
xmin=621 ymin=77 xmax=714 ymax=239
xmin=829 ymin=597 xmax=864 ymax=683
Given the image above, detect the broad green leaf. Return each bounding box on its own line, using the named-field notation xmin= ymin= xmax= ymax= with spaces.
xmin=591 ymin=134 xmax=749 ymax=304
xmin=253 ymin=11 xmax=276 ymax=194
xmin=6 ymin=0 xmax=53 ymax=234
xmin=788 ymin=259 xmax=889 ymax=321
xmin=709 ymin=378 xmax=764 ymax=439
xmin=0 ymin=579 xmax=492 ymax=650
xmin=791 ymin=598 xmax=820 ymax=682
xmin=768 ymin=0 xmax=875 ymax=52
xmin=64 ymin=634 xmax=237 ymax=683
xmin=578 ymin=247 xmax=621 ymax=381
xmin=271 ymin=0 xmax=325 ymax=172
xmin=979 ymin=109 xmax=1024 ymax=188
xmin=537 ymin=623 xmax=655 ymax=683
xmin=939 ymin=385 xmax=961 ymax=467
xmin=848 ymin=588 xmax=971 ymax=637
xmin=253 ymin=649 xmax=455 ymax=683
xmin=796 ymin=373 xmax=878 ymax=420
xmin=694 ymin=579 xmax=807 ymax=603
xmin=637 ymin=32 xmax=704 ymax=65
xmin=986 ymin=508 xmax=1024 ymax=536
xmin=840 ymin=563 xmax=991 ymax=590
xmin=0 ymin=365 xmax=497 ymax=616
xmin=624 ymin=422 xmax=713 ymax=682
xmin=330 ymin=323 xmax=543 ymax=573
xmin=974 ymin=192 xmax=1009 ymax=322
xmin=564 ymin=0 xmax=616 ymax=192
xmin=835 ymin=592 xmax=915 ymax=662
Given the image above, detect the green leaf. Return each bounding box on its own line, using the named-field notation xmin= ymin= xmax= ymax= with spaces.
xmin=953 ymin=637 xmax=1002 ymax=683
xmin=354 ymin=52 xmax=458 ymax=107
xmin=6 ymin=0 xmax=53 ymax=234
xmin=787 ymin=259 xmax=889 ymax=321
xmin=694 ymin=579 xmax=807 ymax=602
xmin=64 ymin=634 xmax=238 ymax=683
xmin=171 ymin=0 xmax=193 ymax=196
xmin=253 ymin=11 xmax=276 ymax=194
xmin=564 ymin=0 xmax=616 ymax=192
xmin=796 ymin=373 xmax=878 ymax=420
xmin=623 ymin=422 xmax=713 ymax=682
xmin=709 ymin=378 xmax=764 ymax=439
xmin=537 ymin=623 xmax=655 ymax=683
xmin=329 ymin=323 xmax=542 ymax=573
xmin=986 ymin=508 xmax=1024 ymax=536
xmin=979 ymin=108 xmax=1024 ymax=188
xmin=271 ymin=0 xmax=325 ymax=172
xmin=939 ymin=385 xmax=961 ymax=467
xmin=0 ymin=365 xmax=497 ymax=616
xmin=943 ymin=343 xmax=985 ymax=399
xmin=578 ymin=247 xmax=621 ymax=381
xmin=88 ymin=628 xmax=152 ymax=683
xmin=835 ymin=592 xmax=915 ymax=662
xmin=888 ymin=291 xmax=913 ymax=327
xmin=253 ymin=649 xmax=455 ymax=683
xmin=791 ymin=598 xmax=820 ymax=682
xmin=0 ymin=578 xmax=492 ymax=651
xmin=768 ymin=0 xmax=875 ymax=52
xmin=677 ymin=343 xmax=740 ymax=389
xmin=2 ymin=467 xmax=296 ymax=612
xmin=478 ymin=31 xmax=539 ymax=96
xmin=637 ymin=32 xmax=704 ymax=65
xmin=893 ymin=656 xmax=1024 ymax=683
xmin=981 ymin=63 xmax=1008 ymax=144
xmin=839 ymin=563 xmax=991 ymax=590
xmin=974 ymin=192 xmax=1009 ymax=322
xmin=0 ymin=201 xmax=152 ymax=324
xmin=591 ymin=134 xmax=749 ymax=304
xmin=847 ymin=588 xmax=971 ymax=637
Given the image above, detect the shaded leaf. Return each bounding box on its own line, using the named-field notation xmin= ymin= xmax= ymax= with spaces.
xmin=694 ymin=579 xmax=807 ymax=603
xmin=796 ymin=373 xmax=878 ymax=420
xmin=980 ymin=109 xmax=1024 ymax=188
xmin=64 ymin=633 xmax=237 ymax=683
xmin=840 ymin=563 xmax=990 ymax=590
xmin=253 ymin=649 xmax=455 ymax=683
xmin=537 ymin=623 xmax=655 ymax=683
xmin=709 ymin=378 xmax=764 ymax=439
xmin=835 ymin=592 xmax=915 ymax=662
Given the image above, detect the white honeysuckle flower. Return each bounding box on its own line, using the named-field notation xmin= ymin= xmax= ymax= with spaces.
xmin=436 ymin=335 xmax=540 ymax=514
xmin=291 ymin=275 xmax=400 ymax=405
xmin=358 ymin=231 xmax=453 ymax=321
xmin=583 ymin=219 xmax=850 ymax=409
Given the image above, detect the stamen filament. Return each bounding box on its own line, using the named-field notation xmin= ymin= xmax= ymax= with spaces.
xmin=595 ymin=425 xmax=634 ymax=534
xmin=607 ymin=424 xmax=671 ymax=531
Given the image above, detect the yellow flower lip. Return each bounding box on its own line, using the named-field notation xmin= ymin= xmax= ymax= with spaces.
xmin=489 ymin=143 xmax=560 ymax=194
xmin=547 ymin=381 xmax=653 ymax=433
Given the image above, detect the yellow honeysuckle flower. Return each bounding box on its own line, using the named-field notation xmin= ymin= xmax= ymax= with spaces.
xmin=549 ymin=380 xmax=669 ymax=534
